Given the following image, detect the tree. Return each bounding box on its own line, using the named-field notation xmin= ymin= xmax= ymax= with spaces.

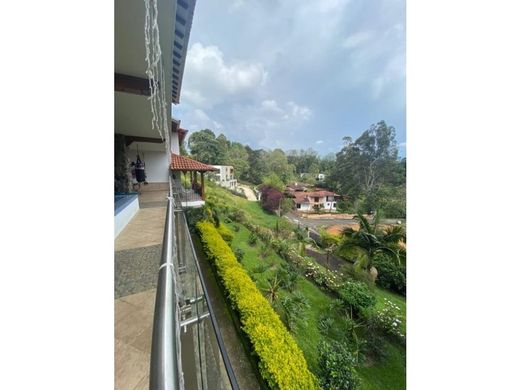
xmin=287 ymin=148 xmax=320 ymax=175
xmin=338 ymin=212 xmax=405 ymax=281
xmin=259 ymin=185 xmax=284 ymax=214
xmin=265 ymin=149 xmax=295 ymax=184
xmin=187 ymin=129 xmax=225 ymax=164
xmin=332 ymin=121 xmax=400 ymax=212
xmin=226 ymin=142 xmax=250 ymax=180
xmin=261 ymin=172 xmax=285 ymax=191
xmin=216 ymin=133 xmax=230 ymax=163
xmin=245 ymin=147 xmax=269 ymax=184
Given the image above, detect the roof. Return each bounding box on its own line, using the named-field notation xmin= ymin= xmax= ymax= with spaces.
xmin=293 ymin=192 xmax=311 ymax=204
xmin=293 ymin=190 xmax=339 ymax=204
xmin=177 ymin=127 xmax=188 ymax=144
xmin=286 ymin=182 xmax=307 ymax=191
xmin=170 ymin=153 xmax=218 ymax=172
xmin=172 ymin=0 xmax=197 ymax=103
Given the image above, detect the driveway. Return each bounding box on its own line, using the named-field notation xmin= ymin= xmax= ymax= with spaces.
xmin=284 ymin=212 xmax=358 ymax=231
xmin=284 ymin=211 xmax=404 ymax=235
xmin=237 ymin=184 xmax=258 ymax=201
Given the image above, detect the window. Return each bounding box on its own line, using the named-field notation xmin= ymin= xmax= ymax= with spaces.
xmin=297 ymin=203 xmax=301 ymax=209
xmin=314 ymin=197 xmax=319 ymax=202
xmin=333 ymin=202 xmax=337 ymax=208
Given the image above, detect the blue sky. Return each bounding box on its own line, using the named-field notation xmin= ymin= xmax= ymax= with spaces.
xmin=174 ymin=0 xmax=406 ymax=156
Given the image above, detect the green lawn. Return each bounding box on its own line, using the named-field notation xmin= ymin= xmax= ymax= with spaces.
xmin=209 ymin=184 xmax=406 ymax=389
xmin=224 ymin=220 xmax=405 ymax=389
xmin=357 ymin=342 xmax=406 ymax=390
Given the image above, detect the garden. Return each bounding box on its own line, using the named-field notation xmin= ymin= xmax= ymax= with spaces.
xmin=187 ymin=183 xmax=406 ymax=390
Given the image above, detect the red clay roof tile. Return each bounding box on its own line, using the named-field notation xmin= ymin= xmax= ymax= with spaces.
xmin=170 ymin=153 xmax=218 ymax=172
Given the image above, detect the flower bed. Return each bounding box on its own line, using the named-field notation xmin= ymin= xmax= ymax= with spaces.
xmin=196 ymin=221 xmax=319 ymax=390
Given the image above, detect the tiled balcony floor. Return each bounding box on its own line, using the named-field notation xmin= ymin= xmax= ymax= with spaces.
xmin=115 ymin=289 xmax=156 ymax=390
xmin=115 ymin=198 xmax=166 ymax=389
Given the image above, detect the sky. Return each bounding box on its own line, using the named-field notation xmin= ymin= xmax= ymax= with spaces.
xmin=173 ymin=0 xmax=406 ymax=157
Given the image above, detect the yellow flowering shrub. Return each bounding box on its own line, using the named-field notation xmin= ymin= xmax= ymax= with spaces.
xmin=217 ymin=223 xmax=234 ymax=244
xmin=197 ymin=221 xmax=319 ymax=390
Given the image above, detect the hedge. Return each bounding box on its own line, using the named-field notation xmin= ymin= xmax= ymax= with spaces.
xmin=196 ymin=221 xmax=319 ymax=390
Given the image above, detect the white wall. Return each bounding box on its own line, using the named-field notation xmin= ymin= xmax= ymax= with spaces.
xmin=298 ymin=203 xmax=312 ymax=211
xmin=130 ymin=150 xmax=170 ymax=183
xmin=115 ymin=196 xmax=139 ymax=237
xmin=170 ymin=131 xmax=180 ymax=154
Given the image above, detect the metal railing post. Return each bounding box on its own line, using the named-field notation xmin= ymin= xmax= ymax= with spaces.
xmin=150 ymin=196 xmax=181 ymax=390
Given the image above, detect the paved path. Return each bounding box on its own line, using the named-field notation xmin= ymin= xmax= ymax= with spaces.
xmin=237 ymin=184 xmax=258 ymax=201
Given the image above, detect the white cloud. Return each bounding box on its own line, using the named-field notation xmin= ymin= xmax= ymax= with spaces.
xmin=180 ymin=108 xmax=223 ymax=132
xmin=228 ymin=99 xmax=313 ymax=148
xmin=316 ymin=140 xmax=324 ymax=144
xmin=342 ymin=31 xmax=374 ymax=49
xmin=182 ymin=43 xmax=267 ymax=108
xmin=261 ymin=99 xmax=284 ymax=114
xmin=286 ymin=101 xmax=312 ymax=121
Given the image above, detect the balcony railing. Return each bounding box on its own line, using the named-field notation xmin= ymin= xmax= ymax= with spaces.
xmin=172 ymin=179 xmax=204 ymax=208
xmin=150 ymin=178 xmax=238 ymax=389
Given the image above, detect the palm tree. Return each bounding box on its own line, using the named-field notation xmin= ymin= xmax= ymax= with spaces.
xmin=339 ymin=212 xmax=405 ymax=281
xmin=263 ymin=274 xmax=282 ymax=303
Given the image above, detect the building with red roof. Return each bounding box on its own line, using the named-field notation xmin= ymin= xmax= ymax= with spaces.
xmin=289 ymin=189 xmax=340 ymax=212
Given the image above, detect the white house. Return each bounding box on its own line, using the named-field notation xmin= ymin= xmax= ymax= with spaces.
xmin=293 ymin=190 xmax=339 ymax=213
xmin=211 ymin=165 xmax=238 ymax=189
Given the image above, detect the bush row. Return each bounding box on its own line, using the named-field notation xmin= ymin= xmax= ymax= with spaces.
xmin=196 ymin=221 xmax=319 ymax=390
xmin=243 ymin=221 xmax=343 ymax=293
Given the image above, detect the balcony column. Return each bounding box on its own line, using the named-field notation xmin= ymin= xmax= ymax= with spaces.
xmin=201 ymin=171 xmax=205 ymax=200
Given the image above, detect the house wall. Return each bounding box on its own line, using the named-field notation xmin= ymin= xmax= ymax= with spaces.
xmin=212 ymin=165 xmax=237 ymax=188
xmin=171 ymin=131 xmax=180 ymax=154
xmin=297 ymin=196 xmax=337 ymax=212
xmin=297 ymin=203 xmax=312 ymax=211
xmin=128 ymin=150 xmax=170 ymax=183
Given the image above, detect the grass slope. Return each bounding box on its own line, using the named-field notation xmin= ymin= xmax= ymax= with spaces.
xmin=209 ymin=184 xmax=406 ymax=389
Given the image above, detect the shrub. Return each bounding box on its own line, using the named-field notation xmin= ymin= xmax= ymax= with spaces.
xmin=277 ymin=265 xmax=299 ymax=292
xmin=228 ymin=207 xmax=248 ymax=224
xmin=234 ymin=248 xmax=245 ymax=262
xmin=317 ymin=315 xmax=335 ymax=334
xmin=338 ymin=281 xmax=376 ymax=317
xmin=185 ymin=205 xmax=213 ymax=229
xmin=260 ymin=244 xmax=272 ymax=258
xmin=317 ymin=341 xmax=360 ymax=390
xmin=196 ymin=222 xmax=318 ymax=389
xmin=259 ymin=185 xmax=284 ymax=214
xmin=252 ymin=263 xmax=269 ymax=274
xmin=232 ymin=224 xmax=240 ymax=232
xmin=280 ymin=291 xmax=310 ymax=331
xmin=248 ymin=232 xmax=258 ymax=246
xmin=365 ymin=299 xmax=405 ymax=344
xmin=217 ymin=224 xmax=234 ymax=244
xmin=372 ymin=253 xmax=406 ymax=296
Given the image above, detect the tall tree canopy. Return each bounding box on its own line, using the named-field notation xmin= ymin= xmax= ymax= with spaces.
xmin=187 ymin=129 xmax=226 ymax=164
xmin=332 ymin=121 xmax=403 ymax=214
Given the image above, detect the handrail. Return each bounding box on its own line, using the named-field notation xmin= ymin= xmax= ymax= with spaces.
xmin=150 ymin=177 xmax=239 ymax=390
xmin=179 ymin=212 xmax=240 ymax=390
xmin=150 ymin=196 xmax=181 ymax=390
